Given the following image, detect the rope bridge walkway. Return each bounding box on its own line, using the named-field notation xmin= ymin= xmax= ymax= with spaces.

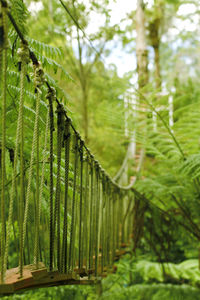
xmin=0 ymin=1 xmax=142 ymax=295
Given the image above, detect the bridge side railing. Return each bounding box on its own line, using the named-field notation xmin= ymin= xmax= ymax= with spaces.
xmin=0 ymin=0 xmax=135 ymax=284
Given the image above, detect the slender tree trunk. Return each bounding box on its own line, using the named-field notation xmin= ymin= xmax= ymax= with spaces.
xmin=82 ymin=85 xmax=88 ymax=143
xmin=117 ymin=0 xmax=148 ymax=186
xmin=118 ymin=94 xmax=137 ymax=186
xmin=128 ymin=0 xmax=149 ymax=255
xmin=76 ymin=27 xmax=89 ymax=143
xmin=154 ymin=45 xmax=161 ymax=90
xmin=149 ymin=2 xmax=163 ymax=91
xmin=48 ymin=0 xmax=54 ymax=35
xmin=49 ymin=0 xmax=53 ymax=18
xmin=136 ymin=0 xmax=148 ymax=90
xmin=135 ymin=0 xmax=148 ymax=163
xmin=72 ymin=1 xmax=89 ymax=143
xmin=149 ymin=17 xmax=161 ymax=90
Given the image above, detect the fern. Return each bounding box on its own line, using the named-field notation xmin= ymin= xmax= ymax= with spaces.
xmin=179 ymin=154 xmax=200 ymax=180
xmin=27 ymin=37 xmax=62 ymax=60
xmin=9 ymin=0 xmax=29 ymax=35
xmin=101 ymin=283 xmax=200 ymax=300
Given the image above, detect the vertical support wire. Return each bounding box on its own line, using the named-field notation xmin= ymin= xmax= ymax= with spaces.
xmin=127 ymin=194 xmax=131 ymax=244
xmin=34 ymin=90 xmax=40 ymax=270
xmin=54 ymin=103 xmax=64 ymax=271
xmin=33 ymin=64 xmax=45 ymax=269
xmin=121 ymin=192 xmax=125 ymax=245
xmin=82 ymin=154 xmax=89 ymax=270
xmin=61 ymin=118 xmax=71 ymax=273
xmin=112 ymin=191 xmax=116 ymax=263
xmin=121 ymin=193 xmax=132 ymax=247
xmin=34 ymin=89 xmax=40 ymax=269
xmin=90 ymin=161 xmax=96 ymax=276
xmin=78 ymin=140 xmax=84 ymax=269
xmin=47 ymin=88 xmax=55 ymax=271
xmin=34 ymin=107 xmax=49 ymax=268
xmin=88 ymin=159 xmax=94 ymax=278
xmin=94 ymin=164 xmax=99 ymax=277
xmin=73 ymin=137 xmax=80 ymax=271
xmin=3 ymin=42 xmax=29 ymax=281
xmin=98 ymin=177 xmax=103 ymax=275
xmin=116 ymin=192 xmax=120 ymax=250
xmin=19 ymin=57 xmax=25 ymax=277
xmin=110 ymin=188 xmax=114 ymax=267
xmin=114 ymin=191 xmax=118 ymax=260
xmin=21 ymin=62 xmax=44 ymax=277
xmin=0 ymin=1 xmax=8 ymax=283
xmin=101 ymin=175 xmax=106 ymax=274
xmin=127 ymin=193 xmax=134 ymax=244
xmin=5 ymin=41 xmax=30 ymax=279
xmin=104 ymin=180 xmax=109 ymax=269
xmin=108 ymin=184 xmax=112 ymax=268
xmin=114 ymin=191 xmax=118 ymax=261
xmin=120 ymin=192 xmax=123 ymax=247
xmin=19 ymin=90 xmax=26 ymax=277
xmin=68 ymin=134 xmax=78 ymax=272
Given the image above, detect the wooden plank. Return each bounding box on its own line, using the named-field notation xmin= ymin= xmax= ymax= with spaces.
xmin=0 ymin=264 xmax=99 ymax=295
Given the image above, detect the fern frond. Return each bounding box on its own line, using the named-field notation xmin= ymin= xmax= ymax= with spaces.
xmin=179 ymin=154 xmax=200 ymax=180
xmin=9 ymin=0 xmax=29 ymax=35
xmin=31 ymin=48 xmax=72 ymax=81
xmin=27 ymin=37 xmax=62 ymax=60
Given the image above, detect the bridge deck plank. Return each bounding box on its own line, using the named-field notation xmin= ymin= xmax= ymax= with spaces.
xmin=0 ymin=264 xmax=96 ymax=295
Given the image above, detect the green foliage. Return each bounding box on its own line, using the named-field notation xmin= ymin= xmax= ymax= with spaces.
xmin=2 ymin=1 xmax=200 ymax=300
xmin=132 ymin=259 xmax=200 ymax=285
xmin=9 ymin=0 xmax=29 ymax=35
xmin=101 ymin=284 xmax=200 ymax=300
xmin=3 ymin=286 xmax=82 ymax=300
xmin=99 ymin=257 xmax=200 ymax=300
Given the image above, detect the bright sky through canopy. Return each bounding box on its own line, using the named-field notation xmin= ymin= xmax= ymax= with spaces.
xmin=28 ymin=1 xmax=199 ymax=77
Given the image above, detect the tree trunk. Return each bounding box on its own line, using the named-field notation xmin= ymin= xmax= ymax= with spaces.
xmin=76 ymin=28 xmax=89 ymax=143
xmin=135 ymin=0 xmax=148 ymax=168
xmin=149 ymin=17 xmax=161 ymax=90
xmin=82 ymin=85 xmax=88 ymax=143
xmin=136 ymin=0 xmax=148 ymax=90
xmin=148 ymin=1 xmax=163 ymax=91
xmin=154 ymin=45 xmax=161 ymax=90
xmin=116 ymin=0 xmax=148 ymax=186
xmin=72 ymin=1 xmax=89 ymax=143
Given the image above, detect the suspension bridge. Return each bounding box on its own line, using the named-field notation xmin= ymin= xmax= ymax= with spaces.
xmin=0 ymin=0 xmax=146 ymax=295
